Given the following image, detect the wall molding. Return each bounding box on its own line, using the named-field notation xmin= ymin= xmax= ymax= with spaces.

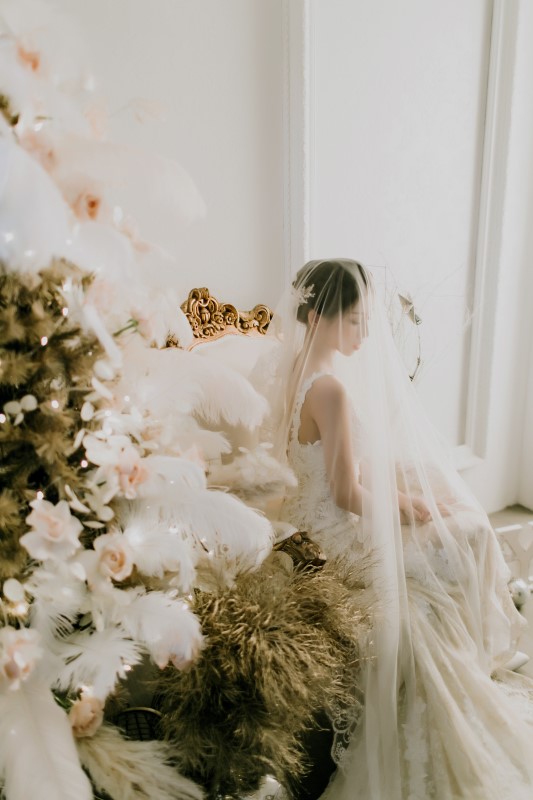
xmin=282 ymin=0 xmax=313 ymax=283
xmin=456 ymin=0 xmax=519 ymax=470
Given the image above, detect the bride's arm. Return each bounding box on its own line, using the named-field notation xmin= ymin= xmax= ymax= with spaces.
xmin=308 ymin=377 xmax=365 ymax=516
xmin=310 ymin=378 xmax=432 ymax=523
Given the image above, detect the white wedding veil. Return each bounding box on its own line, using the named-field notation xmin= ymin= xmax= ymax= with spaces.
xmin=253 ymin=259 xmax=526 ymax=798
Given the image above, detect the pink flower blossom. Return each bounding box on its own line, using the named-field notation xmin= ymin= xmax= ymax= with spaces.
xmin=93 ymin=532 xmax=133 ymax=582
xmin=69 ymin=693 xmax=104 ymax=738
xmin=76 ymin=530 xmax=134 ymax=591
xmin=0 ymin=627 xmax=42 ymax=692
xmin=17 ymin=44 xmax=41 ymax=72
xmin=116 ymin=449 xmax=149 ymax=500
xmin=72 ymin=190 xmax=102 ymax=221
xmin=85 ymin=434 xmax=149 ymax=502
xmin=21 ymin=499 xmax=83 ymax=561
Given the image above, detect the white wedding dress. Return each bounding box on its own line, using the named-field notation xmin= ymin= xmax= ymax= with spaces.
xmin=282 ymin=371 xmax=533 ymax=800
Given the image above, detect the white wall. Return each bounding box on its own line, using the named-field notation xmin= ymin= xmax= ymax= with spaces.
xmin=306 ymin=0 xmax=533 ymax=511
xmin=55 ymin=0 xmax=285 ymax=309
xmin=311 ymin=0 xmax=490 ymax=447
xmin=55 ymin=0 xmax=533 ymax=511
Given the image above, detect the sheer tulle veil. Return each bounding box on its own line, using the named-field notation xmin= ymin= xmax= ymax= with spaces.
xmin=252 ymin=259 xmax=523 ymax=797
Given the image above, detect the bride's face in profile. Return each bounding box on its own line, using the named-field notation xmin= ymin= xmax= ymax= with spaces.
xmin=337 ymin=302 xmax=368 ymax=355
xmin=308 ymin=300 xmax=368 ymax=356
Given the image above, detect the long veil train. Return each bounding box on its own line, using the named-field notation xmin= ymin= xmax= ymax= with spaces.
xmin=253 ymin=258 xmax=533 ymax=799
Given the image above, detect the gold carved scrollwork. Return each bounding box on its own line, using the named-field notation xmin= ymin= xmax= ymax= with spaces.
xmin=177 ymin=287 xmax=273 ymax=346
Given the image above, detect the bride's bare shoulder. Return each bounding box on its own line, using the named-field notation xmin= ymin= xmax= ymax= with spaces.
xmin=307 ymin=374 xmax=347 ymax=407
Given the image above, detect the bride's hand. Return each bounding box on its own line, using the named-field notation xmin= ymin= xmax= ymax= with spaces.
xmin=436 ymin=501 xmax=453 ymax=517
xmin=398 ymin=493 xmax=432 ymax=524
xmin=398 ymin=493 xmax=454 ymax=524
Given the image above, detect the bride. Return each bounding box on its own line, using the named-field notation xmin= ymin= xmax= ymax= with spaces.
xmin=258 ymin=259 xmax=533 ymax=799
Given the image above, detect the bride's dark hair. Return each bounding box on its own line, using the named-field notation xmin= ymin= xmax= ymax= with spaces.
xmin=293 ymin=258 xmax=368 ymax=324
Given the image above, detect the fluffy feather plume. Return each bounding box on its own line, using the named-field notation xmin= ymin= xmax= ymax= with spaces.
xmin=118 ymin=468 xmax=273 ymax=588
xmin=189 ymin=350 xmax=269 ymax=430
xmin=144 ymin=416 xmax=230 ymax=462
xmin=140 ymin=455 xmax=206 ymax=494
xmin=0 ymin=0 xmax=92 ymax=133
xmin=117 ymin=338 xmax=269 ymax=432
xmin=120 ymin=509 xmax=198 ymax=587
xmin=27 ymin=561 xmax=89 ymax=644
xmin=54 ymin=627 xmax=142 ymax=698
xmin=76 ymin=723 xmax=203 ymax=800
xmin=157 ymin=557 xmax=368 ymax=798
xmin=207 ymin=444 xmax=297 ymax=508
xmin=0 ymin=139 xmax=72 ymax=272
xmin=0 ymin=4 xmax=297 ymax=798
xmin=0 ymin=678 xmax=93 ymax=800
xmin=65 ymin=221 xmax=140 ymax=308
xmin=156 ymin=487 xmax=274 ymax=584
xmin=119 ymin=592 xmax=204 ymax=670
xmin=51 ymin=133 xmax=206 ymax=246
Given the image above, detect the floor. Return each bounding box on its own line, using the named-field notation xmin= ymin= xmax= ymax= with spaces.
xmin=489 ymin=504 xmax=533 ymax=678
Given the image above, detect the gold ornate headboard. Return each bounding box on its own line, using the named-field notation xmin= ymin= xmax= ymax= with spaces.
xmin=172 ymin=287 xmax=273 ymax=348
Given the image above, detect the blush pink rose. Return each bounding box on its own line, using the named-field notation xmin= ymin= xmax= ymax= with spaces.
xmin=116 ymin=449 xmax=149 ymax=500
xmin=93 ymin=532 xmax=133 ymax=581
xmin=21 ymin=499 xmax=83 ymax=561
xmin=69 ymin=694 xmax=104 ymax=738
xmin=0 ymin=627 xmax=42 ymax=691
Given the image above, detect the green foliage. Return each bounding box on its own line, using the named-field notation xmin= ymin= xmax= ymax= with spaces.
xmin=0 ymin=261 xmax=102 ymax=578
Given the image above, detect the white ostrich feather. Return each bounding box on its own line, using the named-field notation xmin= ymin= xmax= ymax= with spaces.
xmin=0 ymin=678 xmax=92 ymax=800
xmin=89 ymin=406 xmax=145 ymax=441
xmin=119 ymin=591 xmax=203 ymax=668
xmin=77 ymin=723 xmax=202 ymax=800
xmin=208 ymin=445 xmax=297 ymax=496
xmin=27 ymin=562 xmax=89 ymax=644
xmin=116 ymin=339 xmax=198 ymax=415
xmin=83 ymin=302 xmax=123 ymax=368
xmin=0 ymin=4 xmax=91 ymax=142
xmin=149 ymin=415 xmax=231 ymax=461
xmin=0 ymin=1 xmax=91 ymax=118
xmin=118 ymin=338 xmax=269 ymax=430
xmin=54 ymin=626 xmax=142 ymax=698
xmin=141 ymin=454 xmax=207 ymax=495
xmin=120 ymin=510 xmax=198 ymax=587
xmin=52 ymin=134 xmax=206 ymax=248
xmin=128 ymin=285 xmax=194 ymax=348
xmin=173 ymin=425 xmax=231 ymax=461
xmin=189 ymin=349 xmax=269 ymax=429
xmin=0 ymin=139 xmax=72 ymax=272
xmin=66 ymin=219 xmax=141 ymax=304
xmin=158 ymin=486 xmax=274 ymax=577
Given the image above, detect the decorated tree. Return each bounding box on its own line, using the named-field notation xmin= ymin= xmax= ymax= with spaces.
xmin=0 ymin=3 xmax=274 ymax=798
xmin=0 ymin=3 xmax=368 ymax=799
